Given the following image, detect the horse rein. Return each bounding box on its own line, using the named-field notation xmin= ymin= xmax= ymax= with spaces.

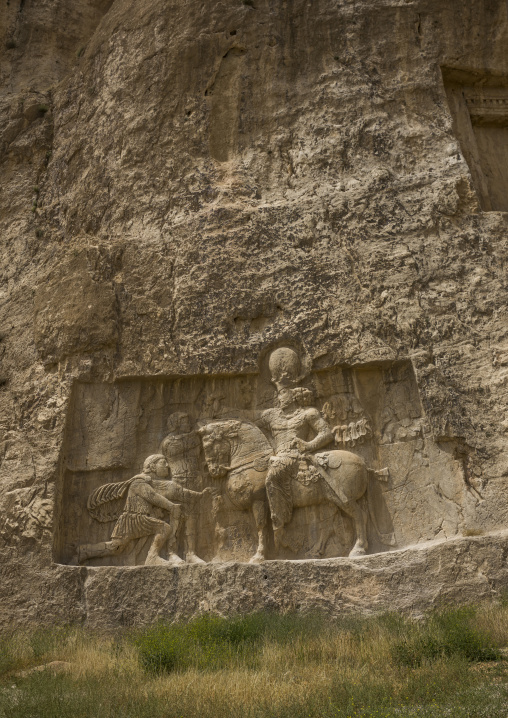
xmin=223 ymin=451 xmax=272 ymax=476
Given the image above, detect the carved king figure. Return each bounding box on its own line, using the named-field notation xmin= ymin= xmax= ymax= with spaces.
xmin=259 ymin=348 xmax=334 ymax=546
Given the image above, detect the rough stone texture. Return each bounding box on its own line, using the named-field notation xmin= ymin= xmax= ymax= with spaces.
xmin=1 ymin=0 xmax=508 ymax=627
xmin=3 ymin=532 xmax=508 ymax=629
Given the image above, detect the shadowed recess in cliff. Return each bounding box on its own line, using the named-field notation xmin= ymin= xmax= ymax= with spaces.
xmin=207 ymin=47 xmax=246 ymax=163
xmin=443 ymin=67 xmax=508 ymax=212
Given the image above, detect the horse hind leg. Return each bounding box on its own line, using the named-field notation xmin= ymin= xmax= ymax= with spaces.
xmin=345 ymin=501 xmax=368 ymax=557
xmin=250 ymin=499 xmax=267 ymax=564
xmin=323 ymin=484 xmax=368 ymax=558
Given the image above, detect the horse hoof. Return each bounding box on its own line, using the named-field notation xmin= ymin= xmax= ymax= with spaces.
xmin=146 ymin=553 xmax=185 ymax=566
xmin=145 ymin=555 xmax=170 ymax=566
xmin=249 ymin=553 xmax=265 ymax=564
xmin=186 ymin=553 xmax=206 ymax=565
xmin=348 ymin=546 xmax=367 ymax=558
xmin=167 ymin=552 xmax=186 ymax=566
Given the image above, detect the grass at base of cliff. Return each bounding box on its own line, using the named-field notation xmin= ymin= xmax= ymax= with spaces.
xmin=1 ymin=603 xmax=508 ymax=718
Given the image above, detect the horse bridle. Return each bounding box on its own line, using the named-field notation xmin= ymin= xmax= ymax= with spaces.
xmin=222 ymin=451 xmax=271 ymax=476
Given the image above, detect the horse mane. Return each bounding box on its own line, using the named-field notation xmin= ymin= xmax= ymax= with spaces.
xmin=229 ymin=421 xmax=273 ymax=463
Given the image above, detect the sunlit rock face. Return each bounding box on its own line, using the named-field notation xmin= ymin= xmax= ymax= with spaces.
xmin=1 ymin=0 xmax=508 ymax=628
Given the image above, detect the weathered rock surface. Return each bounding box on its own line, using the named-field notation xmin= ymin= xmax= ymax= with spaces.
xmin=2 ymin=532 xmax=508 ymax=629
xmin=1 ymin=0 xmax=508 ymax=627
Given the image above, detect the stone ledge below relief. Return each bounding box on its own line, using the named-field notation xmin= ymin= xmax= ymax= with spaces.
xmin=22 ymin=530 xmax=507 ymax=631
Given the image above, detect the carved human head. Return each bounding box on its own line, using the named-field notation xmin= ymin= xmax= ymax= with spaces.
xmin=292 ymin=386 xmax=314 ymax=407
xmin=143 ymin=454 xmax=169 ymax=478
xmin=166 ymin=412 xmax=191 ymax=434
xmin=268 ymin=347 xmax=301 ymax=391
xmin=277 ymin=388 xmax=298 ymax=410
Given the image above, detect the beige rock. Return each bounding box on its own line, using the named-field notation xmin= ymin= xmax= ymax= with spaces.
xmin=1 ymin=0 xmax=508 ymax=628
xmin=15 ymin=661 xmax=72 ymax=678
xmin=3 ymin=532 xmax=508 ymax=631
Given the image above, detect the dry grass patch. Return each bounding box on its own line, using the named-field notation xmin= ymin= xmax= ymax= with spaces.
xmin=1 ymin=602 xmax=508 ymax=717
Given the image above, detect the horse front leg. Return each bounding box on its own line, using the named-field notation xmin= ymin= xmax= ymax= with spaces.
xmin=211 ymin=493 xmax=227 ymax=561
xmin=250 ymin=499 xmax=267 ymax=563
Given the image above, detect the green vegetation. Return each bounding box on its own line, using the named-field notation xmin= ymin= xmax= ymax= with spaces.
xmin=1 ymin=603 xmax=508 ymax=718
xmin=134 ymin=612 xmax=322 ymax=674
xmin=392 ymin=606 xmax=500 ymax=666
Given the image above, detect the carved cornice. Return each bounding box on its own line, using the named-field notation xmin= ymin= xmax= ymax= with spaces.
xmin=464 ymin=90 xmax=508 ymax=125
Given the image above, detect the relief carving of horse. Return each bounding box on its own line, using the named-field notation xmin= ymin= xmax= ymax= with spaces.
xmin=198 ymin=420 xmax=391 ymax=563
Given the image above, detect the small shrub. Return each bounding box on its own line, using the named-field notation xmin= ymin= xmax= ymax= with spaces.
xmin=393 ymin=606 xmax=501 ymax=667
xmin=435 ymin=607 xmax=500 ymax=661
xmin=134 ymin=622 xmax=186 ymax=674
xmin=0 ymin=637 xmax=16 ymax=675
xmin=134 ymin=614 xmax=272 ymax=674
xmin=463 ymin=529 xmax=484 ymax=537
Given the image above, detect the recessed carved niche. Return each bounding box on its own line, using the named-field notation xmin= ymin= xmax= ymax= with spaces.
xmin=53 ymin=348 xmax=478 ymax=567
xmin=443 ymin=68 xmax=508 ymax=212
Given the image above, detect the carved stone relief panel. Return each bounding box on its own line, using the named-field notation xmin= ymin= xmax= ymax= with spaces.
xmin=53 ymin=347 xmax=479 ymax=566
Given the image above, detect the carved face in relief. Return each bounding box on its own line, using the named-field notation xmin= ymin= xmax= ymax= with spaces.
xmin=154 ymin=457 xmax=170 ymax=478
xmin=142 ymin=454 xmax=170 ymax=478
xmin=167 ymin=412 xmax=191 ymax=434
xmin=278 ymin=388 xmax=298 ymax=410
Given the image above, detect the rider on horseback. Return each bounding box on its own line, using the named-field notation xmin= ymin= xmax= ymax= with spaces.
xmin=259 ymin=349 xmax=334 ymax=547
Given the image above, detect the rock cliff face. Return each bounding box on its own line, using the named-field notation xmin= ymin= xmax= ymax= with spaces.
xmin=1 ymin=0 xmax=508 ymax=628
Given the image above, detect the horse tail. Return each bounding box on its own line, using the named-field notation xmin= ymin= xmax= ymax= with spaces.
xmin=366 ymin=468 xmax=395 ymax=546
xmin=368 ymin=467 xmax=389 ymax=482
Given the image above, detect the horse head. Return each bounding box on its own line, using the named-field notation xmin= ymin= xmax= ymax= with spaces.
xmin=198 ymin=420 xmax=242 ymax=479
